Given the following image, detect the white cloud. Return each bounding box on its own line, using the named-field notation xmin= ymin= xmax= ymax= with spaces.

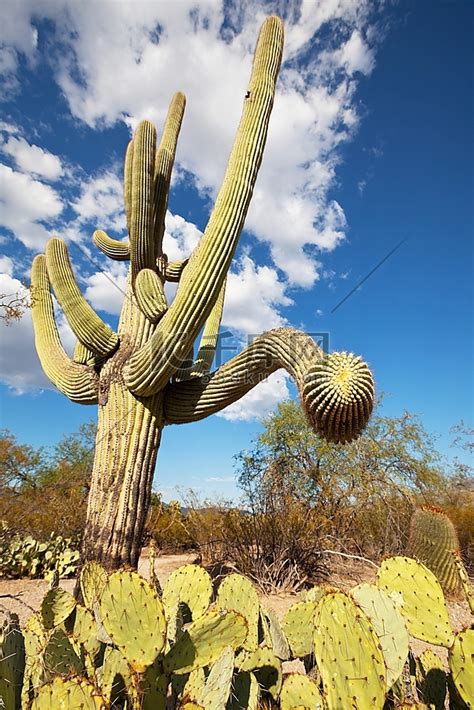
xmin=72 ymin=171 xmax=126 ymax=234
xmin=0 ymin=163 xmax=63 ymax=249
xmin=0 ymin=135 xmax=63 ymax=180
xmin=217 ymin=371 xmax=290 ymax=422
xmin=163 ymin=211 xmax=201 ymax=262
xmin=84 ymin=261 xmax=128 ymax=316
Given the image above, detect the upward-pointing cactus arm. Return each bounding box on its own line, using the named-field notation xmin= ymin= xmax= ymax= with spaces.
xmin=31 ymin=255 xmax=99 ymax=404
xmin=165 ymin=258 xmax=188 ymax=282
xmin=45 ymin=238 xmax=119 ymax=358
xmin=163 ymin=328 xmax=375 ymax=444
xmin=190 ymin=277 xmax=226 ymax=377
xmin=124 ymin=17 xmax=285 ymax=395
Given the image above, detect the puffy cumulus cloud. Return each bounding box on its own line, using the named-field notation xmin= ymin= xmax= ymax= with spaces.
xmin=163 ymin=211 xmax=202 ymax=262
xmin=217 ymin=371 xmax=289 ymax=422
xmin=0 ymin=164 xmax=63 ymax=250
xmin=223 ymin=254 xmax=291 ymax=335
xmin=0 ymin=135 xmax=63 ymax=181
xmin=72 ymin=171 xmax=126 ymax=234
xmin=84 ymin=261 xmax=128 ymax=316
xmin=0 ymin=269 xmax=75 ymax=393
xmin=1 ymin=0 xmax=381 ymax=287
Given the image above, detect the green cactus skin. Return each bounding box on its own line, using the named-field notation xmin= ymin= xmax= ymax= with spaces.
xmin=280 ymin=674 xmax=324 ymax=710
xmin=31 ymin=676 xmax=104 ymax=709
xmin=162 ymin=563 xmax=213 ymax=635
xmin=98 ymin=570 xmax=167 ymax=672
xmin=237 ymin=647 xmax=282 ymax=700
xmin=140 ymin=659 xmax=168 ymax=710
xmin=449 ymin=629 xmax=474 ymax=708
xmin=30 ymin=16 xmax=375 ymax=572
xmin=80 ymin=561 xmax=107 ymax=610
xmin=259 ymin=607 xmax=290 ymax=661
xmin=21 ymin=613 xmax=47 ymax=707
xmin=452 ymin=551 xmax=474 ymax=613
xmin=68 ymin=605 xmax=101 ymax=665
xmin=228 ymin=671 xmax=260 ymax=710
xmin=163 ymin=610 xmax=247 ymax=675
xmin=43 ymin=627 xmax=84 ymax=677
xmin=282 ymin=601 xmax=319 ymax=658
xmin=313 ymin=591 xmax=387 ymax=710
xmin=0 ymin=616 xmax=25 ymax=710
xmin=377 ymin=556 xmax=455 ymax=647
xmin=175 ymin=667 xmax=206 ymax=705
xmin=199 ymin=646 xmax=235 ymax=709
xmin=409 ymin=506 xmax=463 ymax=596
xmin=415 ymin=649 xmax=447 ymax=710
xmin=217 ymin=573 xmax=260 ymax=651
xmin=98 ymin=646 xmax=132 ymax=706
xmin=41 ymin=588 xmax=77 ymax=630
xmin=351 ymin=582 xmax=409 ymax=687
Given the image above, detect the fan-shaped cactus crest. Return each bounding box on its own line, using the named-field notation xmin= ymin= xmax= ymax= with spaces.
xmin=30 ymin=16 xmax=374 ymax=570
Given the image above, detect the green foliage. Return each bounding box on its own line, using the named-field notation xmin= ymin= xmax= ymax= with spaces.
xmin=0 ymin=524 xmax=79 ymax=579
xmin=0 ymin=556 xmax=472 ymax=710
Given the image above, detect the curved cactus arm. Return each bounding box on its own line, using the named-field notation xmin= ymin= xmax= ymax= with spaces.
xmin=165 ymin=258 xmax=189 ymax=282
xmin=31 ymin=255 xmax=99 ymax=403
xmin=73 ymin=341 xmax=105 ymax=367
xmin=45 ymin=238 xmax=119 ymax=358
xmin=189 ymin=277 xmax=226 ymax=377
xmin=134 ymin=267 xmax=168 ymax=322
xmin=124 ymin=138 xmax=134 ymax=234
xmin=164 ymin=328 xmax=374 ymax=444
xmin=130 ymin=120 xmax=157 ymax=277
xmin=153 ymin=92 xmax=186 ymax=256
xmin=93 ymin=229 xmax=130 ymax=261
xmin=124 ymin=17 xmax=285 ymax=396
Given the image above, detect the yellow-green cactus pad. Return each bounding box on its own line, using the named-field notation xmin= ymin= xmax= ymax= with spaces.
xmin=314 ymin=591 xmax=386 ymax=709
xmin=280 ymin=674 xmax=324 ymax=710
xmin=351 ymin=582 xmax=409 ymax=687
xmin=228 ymin=671 xmax=259 ymax=710
xmin=162 ymin=563 xmax=212 ymax=628
xmin=259 ymin=607 xmax=290 ymax=660
xmin=282 ymin=601 xmax=319 ymax=658
xmin=0 ymin=617 xmax=25 ymax=710
xmin=449 ymin=629 xmax=474 ymax=708
xmin=43 ymin=627 xmax=83 ymax=676
xmin=80 ymin=560 xmax=107 ymax=610
xmin=217 ymin=573 xmax=260 ymax=650
xmin=237 ymin=646 xmax=282 ymax=699
xmin=416 ymin=649 xmax=446 ymax=710
xmin=99 ymin=570 xmax=167 ymax=672
xmin=199 ymin=646 xmax=235 ymax=709
xmin=377 ymin=556 xmax=455 ymax=647
xmin=41 ymin=588 xmax=76 ymax=630
xmin=163 ymin=610 xmax=247 ymax=675
xmin=31 ymin=677 xmax=104 ymax=709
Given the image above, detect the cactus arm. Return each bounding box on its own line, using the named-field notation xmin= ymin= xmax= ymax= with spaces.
xmin=164 ymin=328 xmax=374 ymax=444
xmin=45 ymin=238 xmax=119 ymax=358
xmin=124 ymin=138 xmax=134 ymax=235
xmin=190 ymin=277 xmax=226 ymax=377
xmin=129 ymin=121 xmax=156 ymax=277
xmin=165 ymin=258 xmax=189 ymax=282
xmin=134 ymin=268 xmax=168 ymax=322
xmin=93 ymin=230 xmax=130 ymax=261
xmin=153 ymin=92 xmax=186 ymax=257
xmin=73 ymin=341 xmax=105 ymax=367
xmin=30 ymin=255 xmax=99 ymax=403
xmin=124 ymin=17 xmax=284 ymax=396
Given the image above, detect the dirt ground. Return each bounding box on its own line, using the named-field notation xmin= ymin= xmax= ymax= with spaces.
xmin=1 ymin=551 xmax=471 ymax=666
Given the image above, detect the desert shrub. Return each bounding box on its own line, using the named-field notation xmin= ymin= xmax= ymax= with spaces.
xmin=145 ymin=494 xmax=193 ymax=552
xmin=0 ymin=523 xmax=79 ymax=579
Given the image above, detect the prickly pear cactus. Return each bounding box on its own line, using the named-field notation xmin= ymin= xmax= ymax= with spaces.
xmin=449 ymin=629 xmax=474 ymax=708
xmin=415 ymin=649 xmax=447 ymax=710
xmin=98 ymin=570 xmax=167 ymax=672
xmin=409 ymin=506 xmax=462 ymax=595
xmin=43 ymin=627 xmax=83 ymax=676
xmin=313 ymin=591 xmax=387 ymax=709
xmin=237 ymin=647 xmax=282 ymax=700
xmin=41 ymin=587 xmax=76 ymax=629
xmin=259 ymin=607 xmax=290 ymax=660
xmin=217 ymin=573 xmax=260 ymax=650
xmin=351 ymin=582 xmax=409 ymax=687
xmin=80 ymin=560 xmax=107 ymax=610
xmin=282 ymin=601 xmax=319 ymax=658
xmin=199 ymin=645 xmax=235 ymax=709
xmin=377 ymin=556 xmax=455 ymax=647
xmin=228 ymin=671 xmax=260 ymax=710
xmin=280 ymin=673 xmax=324 ymax=710
xmin=0 ymin=615 xmax=25 ymax=710
xmin=31 ymin=676 xmax=104 ymax=709
xmin=162 ymin=563 xmax=213 ymax=642
xmin=452 ymin=551 xmax=474 ymax=613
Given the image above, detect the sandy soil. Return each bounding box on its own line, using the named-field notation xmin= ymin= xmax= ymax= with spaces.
xmin=1 ymin=551 xmax=471 ymax=667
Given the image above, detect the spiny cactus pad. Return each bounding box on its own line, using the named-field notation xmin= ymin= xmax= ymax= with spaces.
xmin=162 ymin=563 xmax=213 ymax=627
xmin=449 ymin=629 xmax=474 ymax=708
xmin=237 ymin=646 xmax=282 ymax=699
xmin=282 ymin=601 xmax=319 ymax=658
xmin=351 ymin=582 xmax=409 ymax=687
xmin=163 ymin=610 xmax=247 ymax=675
xmin=31 ymin=676 xmax=104 ymax=709
xmin=217 ymin=573 xmax=260 ymax=651
xmin=0 ymin=617 xmax=25 ymax=710
xmin=377 ymin=556 xmax=455 ymax=647
xmin=228 ymin=671 xmax=260 ymax=710
xmin=80 ymin=560 xmax=107 ymax=610
xmin=313 ymin=591 xmax=386 ymax=709
xmin=280 ymin=673 xmax=324 ymax=710
xmin=259 ymin=607 xmax=290 ymax=660
xmin=98 ymin=646 xmax=132 ymax=705
xmin=43 ymin=627 xmax=84 ymax=676
xmin=302 ymin=351 xmax=374 ymax=443
xmin=416 ymin=649 xmax=447 ymax=710
xmin=98 ymin=570 xmax=167 ymax=672
xmin=409 ymin=506 xmax=462 ymax=595
xmin=41 ymin=588 xmax=77 ymax=630
xmin=199 ymin=645 xmax=235 ymax=709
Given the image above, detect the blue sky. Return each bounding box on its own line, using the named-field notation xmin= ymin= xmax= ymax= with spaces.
xmin=1 ymin=0 xmax=472 ymax=501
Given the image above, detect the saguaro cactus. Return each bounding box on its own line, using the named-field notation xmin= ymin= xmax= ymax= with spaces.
xmin=30 ymin=17 xmax=375 ymax=571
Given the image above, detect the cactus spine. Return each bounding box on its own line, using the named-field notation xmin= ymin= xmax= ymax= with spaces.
xmin=30 ymin=16 xmax=375 ymax=571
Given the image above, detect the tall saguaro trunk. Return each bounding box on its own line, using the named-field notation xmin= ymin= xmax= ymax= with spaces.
xmin=30 ymin=17 xmax=375 ymax=578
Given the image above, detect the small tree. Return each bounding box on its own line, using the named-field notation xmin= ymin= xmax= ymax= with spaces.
xmin=30 ymin=18 xmax=374 ymax=571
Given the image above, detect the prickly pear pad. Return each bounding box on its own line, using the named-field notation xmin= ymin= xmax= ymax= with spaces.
xmin=449 ymin=629 xmax=474 ymax=708
xmin=313 ymin=591 xmax=387 ymax=710
xmin=217 ymin=573 xmax=260 ymax=650
xmin=80 ymin=560 xmax=107 ymax=610
xmin=351 ymin=582 xmax=409 ymax=687
xmin=237 ymin=646 xmax=282 ymax=699
xmin=163 ymin=610 xmax=247 ymax=675
xmin=282 ymin=601 xmax=319 ymax=658
xmin=99 ymin=570 xmax=167 ymax=672
xmin=416 ymin=648 xmax=447 ymax=709
xmin=228 ymin=671 xmax=259 ymax=710
xmin=280 ymin=673 xmax=324 ymax=709
xmin=31 ymin=676 xmax=104 ymax=709
xmin=377 ymin=556 xmax=455 ymax=647
xmin=162 ymin=563 xmax=213 ymax=623
xmin=41 ymin=588 xmax=76 ymax=630
xmin=199 ymin=645 xmax=235 ymax=709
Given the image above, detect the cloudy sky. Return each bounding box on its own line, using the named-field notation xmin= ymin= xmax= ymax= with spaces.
xmin=1 ymin=0 xmax=472 ymax=499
